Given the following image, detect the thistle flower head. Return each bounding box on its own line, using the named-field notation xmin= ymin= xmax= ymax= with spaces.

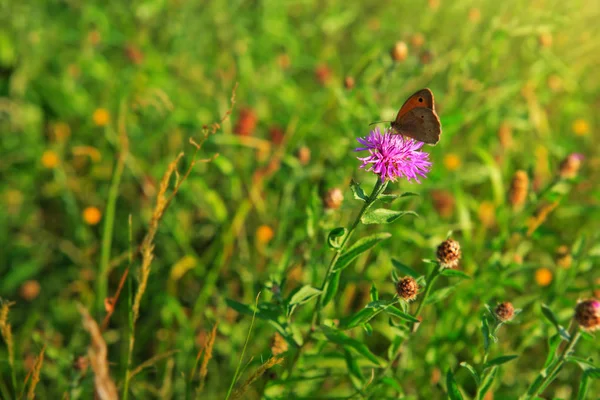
xmin=436 ymin=238 xmax=461 ymax=269
xmin=355 ymin=127 xmax=431 ymax=183
xmin=494 ymin=302 xmax=515 ymax=322
xmin=396 ymin=276 xmax=419 ymax=301
xmin=574 ymin=299 xmax=600 ymax=332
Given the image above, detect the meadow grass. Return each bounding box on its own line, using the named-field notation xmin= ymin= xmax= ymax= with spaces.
xmin=1 ymin=0 xmax=600 ymax=398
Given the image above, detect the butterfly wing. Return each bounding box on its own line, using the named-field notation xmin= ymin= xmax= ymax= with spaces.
xmin=391 ymin=107 xmax=441 ymax=145
xmin=396 ymin=88 xmax=435 ymax=119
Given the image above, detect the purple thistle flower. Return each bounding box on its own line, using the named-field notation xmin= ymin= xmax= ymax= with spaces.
xmin=355 ymin=127 xmax=432 ymax=183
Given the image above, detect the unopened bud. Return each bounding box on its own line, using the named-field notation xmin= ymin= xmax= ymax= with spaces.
xmin=396 ymin=277 xmax=419 ymax=302
xmin=494 ymin=302 xmax=515 ymax=322
xmin=574 ymin=299 xmax=600 ymax=332
xmin=558 ymin=153 xmax=584 ymax=179
xmin=436 ymin=239 xmax=461 ymax=269
xmin=324 ymin=188 xmax=344 ymax=210
xmin=509 ymin=170 xmax=529 ymax=211
xmin=391 ymin=41 xmax=408 ymax=62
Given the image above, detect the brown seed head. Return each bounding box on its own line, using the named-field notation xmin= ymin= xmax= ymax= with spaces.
xmin=20 ymin=280 xmax=41 ymax=301
xmin=410 ymin=33 xmax=425 ymax=48
xmin=315 ymin=64 xmax=332 ymax=85
xmin=234 ymin=108 xmax=258 ymax=137
xmin=297 ymin=146 xmax=311 ymax=166
xmin=558 ymin=153 xmax=584 ymax=179
xmin=431 ymin=190 xmax=455 ymax=218
xmin=396 ymin=277 xmax=419 ymax=301
xmin=509 ymin=170 xmax=529 ymax=211
xmin=555 ymin=245 xmax=572 ymax=269
xmin=269 ymin=126 xmax=284 ymax=145
xmin=324 ymin=188 xmax=344 ymax=210
xmin=344 ymin=76 xmax=355 ymax=90
xmin=498 ymin=122 xmax=513 ymax=149
xmin=436 ymin=239 xmax=461 ymax=269
xmin=391 ymin=41 xmax=408 ymax=62
xmin=494 ymin=302 xmax=515 ymax=322
xmin=574 ymin=299 xmax=600 ymax=331
xmin=270 ymin=332 xmax=288 ymax=356
xmin=420 ymin=49 xmax=434 ymax=65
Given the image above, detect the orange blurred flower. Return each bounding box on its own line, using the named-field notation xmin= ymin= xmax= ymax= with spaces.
xmin=535 ymin=268 xmax=553 ymax=286
xmin=83 ymin=206 xmax=102 ymax=225
xmin=572 ymin=119 xmax=590 ymax=136
xmin=41 ymin=150 xmax=59 ymax=169
xmin=443 ymin=154 xmax=461 ymax=171
xmin=93 ymin=108 xmax=110 ymax=127
xmin=256 ymin=225 xmax=274 ymax=244
xmin=53 ymin=122 xmax=71 ymax=142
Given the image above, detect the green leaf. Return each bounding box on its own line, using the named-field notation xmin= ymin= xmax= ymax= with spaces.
xmin=385 ymin=306 xmax=420 ymax=323
xmin=446 ymin=369 xmax=464 ymax=400
xmin=380 ymin=377 xmax=403 ymax=393
xmin=344 ymin=349 xmax=365 ymax=387
xmin=391 ymin=259 xmax=420 ymax=278
xmin=585 ymin=368 xmax=600 ymax=379
xmin=327 ymin=227 xmax=347 ymax=249
xmin=370 ymin=284 xmax=379 ymax=301
xmin=541 ymin=303 xmax=571 ymax=340
xmin=322 ymin=271 xmax=341 ymax=307
xmin=377 ymin=192 xmax=418 ymax=204
xmin=577 ymin=372 xmax=590 ymax=400
xmin=333 ymin=233 xmax=392 ymax=272
xmin=322 ymin=327 xmax=381 ymax=365
xmin=363 ymin=323 xmax=373 ymax=336
xmin=288 ymin=285 xmax=322 ymax=306
xmin=543 ymin=334 xmax=562 ymax=369
xmin=459 ymin=362 xmax=480 ymax=386
xmin=350 ymin=179 xmax=368 ymax=202
xmin=566 ymin=356 xmax=597 ymax=372
xmin=483 ymin=355 xmax=518 ymax=369
xmin=477 ymin=367 xmax=497 ymax=400
xmin=361 ymin=208 xmax=418 ymax=224
xmin=424 ymin=287 xmax=455 ymax=305
xmin=481 ymin=316 xmax=491 ymax=352
xmin=340 ymin=308 xmax=380 ymax=330
xmin=440 ymin=269 xmax=471 ymax=279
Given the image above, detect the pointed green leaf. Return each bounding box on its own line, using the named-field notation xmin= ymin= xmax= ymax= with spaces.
xmin=483 ymin=355 xmax=518 ymax=369
xmin=340 ymin=308 xmax=380 ymax=330
xmin=577 ymin=372 xmax=590 ymax=400
xmin=424 ymin=287 xmax=455 ymax=305
xmin=391 ymin=259 xmax=420 ymax=278
xmin=370 ymin=283 xmax=379 ymax=301
xmin=385 ymin=306 xmax=420 ymax=323
xmin=322 ymin=271 xmax=341 ymax=307
xmin=333 ymin=233 xmax=392 ymax=272
xmin=361 ymin=208 xmax=418 ymax=224
xmin=327 ymin=227 xmax=347 ymax=249
xmin=446 ymin=369 xmax=464 ymax=400
xmin=459 ymin=362 xmax=480 ymax=386
xmin=477 ymin=367 xmax=497 ymax=400
xmin=288 ymin=285 xmax=322 ymax=306
xmin=543 ymin=334 xmax=562 ymax=368
xmin=541 ymin=303 xmax=571 ymax=340
xmin=350 ymin=179 xmax=368 ymax=202
xmin=440 ymin=269 xmax=471 ymax=279
xmin=481 ymin=316 xmax=491 ymax=352
xmin=322 ymin=327 xmax=381 ymax=365
xmin=380 ymin=377 xmax=403 ymax=393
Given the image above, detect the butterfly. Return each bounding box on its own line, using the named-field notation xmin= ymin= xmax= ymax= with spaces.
xmin=390 ymin=88 xmax=441 ymax=145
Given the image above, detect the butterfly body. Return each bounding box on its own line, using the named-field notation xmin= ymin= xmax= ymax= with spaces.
xmin=390 ymin=88 xmax=441 ymax=145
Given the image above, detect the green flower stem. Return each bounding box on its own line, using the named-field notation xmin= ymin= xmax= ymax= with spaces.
xmin=524 ymin=328 xmax=582 ymax=399
xmin=368 ymin=263 xmax=443 ymax=392
xmin=286 ymin=178 xmax=386 ymax=376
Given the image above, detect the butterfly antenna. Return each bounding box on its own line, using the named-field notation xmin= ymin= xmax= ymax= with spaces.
xmin=369 ymin=120 xmax=392 ymax=126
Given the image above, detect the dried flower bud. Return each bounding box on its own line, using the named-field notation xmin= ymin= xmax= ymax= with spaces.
xmin=391 ymin=41 xmax=408 ymax=62
xmin=558 ymin=153 xmax=584 ymax=179
xmin=498 ymin=122 xmax=513 ymax=149
xmin=509 ymin=170 xmax=529 ymax=211
xmin=234 ymin=108 xmax=257 ymax=136
xmin=270 ymin=332 xmax=288 ymax=356
xmin=297 ymin=146 xmax=311 ymax=166
xmin=20 ymin=280 xmax=41 ymax=301
xmin=419 ymin=49 xmax=434 ymax=65
xmin=315 ymin=64 xmax=331 ymax=85
xmin=410 ymin=33 xmax=425 ymax=48
xmin=468 ymin=8 xmax=481 ymax=23
xmin=539 ymin=32 xmax=553 ymax=48
xmin=574 ymin=299 xmax=600 ymax=332
xmin=344 ymin=76 xmax=355 ymax=90
xmin=324 ymin=188 xmax=344 ymax=210
xmin=555 ymin=245 xmax=572 ymax=269
xmin=396 ymin=277 xmax=419 ymax=302
xmin=436 ymin=239 xmax=461 ymax=269
xmin=269 ymin=126 xmax=284 ymax=145
xmin=431 ymin=190 xmax=455 ymax=218
xmin=494 ymin=302 xmax=515 ymax=322
xmin=125 ymin=44 xmax=144 ymax=65
xmin=277 ymin=53 xmax=291 ymax=69
xmin=73 ymin=356 xmax=89 ymax=374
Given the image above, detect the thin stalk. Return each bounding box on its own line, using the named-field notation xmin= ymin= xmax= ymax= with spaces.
xmin=286 ymin=179 xmax=386 ymax=375
xmin=122 ymin=215 xmax=134 ymax=400
xmin=370 ymin=264 xmax=442 ymax=389
xmin=525 ymin=329 xmax=581 ymax=399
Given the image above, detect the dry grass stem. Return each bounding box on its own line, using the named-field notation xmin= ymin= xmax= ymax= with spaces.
xmin=0 ymin=300 xmax=15 ymax=375
xmin=26 ymin=346 xmax=46 ymax=400
xmin=128 ymin=350 xmax=179 ymax=381
xmin=197 ymin=322 xmax=219 ymax=392
xmin=78 ymin=304 xmax=119 ymax=400
xmin=231 ymin=356 xmax=284 ymax=400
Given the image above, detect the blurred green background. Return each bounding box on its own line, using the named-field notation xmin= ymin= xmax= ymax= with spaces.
xmin=1 ymin=0 xmax=599 ymax=398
